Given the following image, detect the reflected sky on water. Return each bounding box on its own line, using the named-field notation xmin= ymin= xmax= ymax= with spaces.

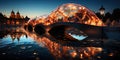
xmin=0 ymin=35 xmax=34 ymax=46
xmin=0 ymin=27 xmax=120 ymax=60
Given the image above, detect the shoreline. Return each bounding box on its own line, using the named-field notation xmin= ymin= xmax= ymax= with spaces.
xmin=0 ymin=24 xmax=23 ymax=31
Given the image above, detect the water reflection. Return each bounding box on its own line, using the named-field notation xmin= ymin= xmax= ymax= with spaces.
xmin=0 ymin=28 xmax=54 ymax=60
xmin=65 ymin=27 xmax=88 ymax=41
xmin=26 ymin=29 xmax=103 ymax=60
xmin=0 ymin=28 xmax=33 ymax=45
xmin=0 ymin=27 xmax=120 ymax=60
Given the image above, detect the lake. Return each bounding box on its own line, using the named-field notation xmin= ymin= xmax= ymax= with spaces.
xmin=0 ymin=27 xmax=120 ymax=60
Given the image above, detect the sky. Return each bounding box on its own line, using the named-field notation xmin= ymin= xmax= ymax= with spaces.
xmin=0 ymin=0 xmax=120 ymax=19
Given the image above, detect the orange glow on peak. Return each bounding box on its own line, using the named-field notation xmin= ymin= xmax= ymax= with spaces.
xmin=27 ymin=3 xmax=105 ymax=26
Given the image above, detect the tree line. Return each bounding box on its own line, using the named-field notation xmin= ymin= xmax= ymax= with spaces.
xmin=96 ymin=8 xmax=120 ymax=22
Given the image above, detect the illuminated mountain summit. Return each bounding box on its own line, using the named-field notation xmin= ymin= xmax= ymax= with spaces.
xmin=28 ymin=3 xmax=105 ymax=26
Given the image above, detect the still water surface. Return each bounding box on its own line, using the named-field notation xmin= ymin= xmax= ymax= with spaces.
xmin=0 ymin=27 xmax=120 ymax=60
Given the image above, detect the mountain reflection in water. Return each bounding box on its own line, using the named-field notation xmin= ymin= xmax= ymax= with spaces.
xmin=0 ymin=27 xmax=120 ymax=60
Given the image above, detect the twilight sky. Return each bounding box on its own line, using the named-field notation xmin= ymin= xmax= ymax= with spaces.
xmin=0 ymin=0 xmax=120 ymax=18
